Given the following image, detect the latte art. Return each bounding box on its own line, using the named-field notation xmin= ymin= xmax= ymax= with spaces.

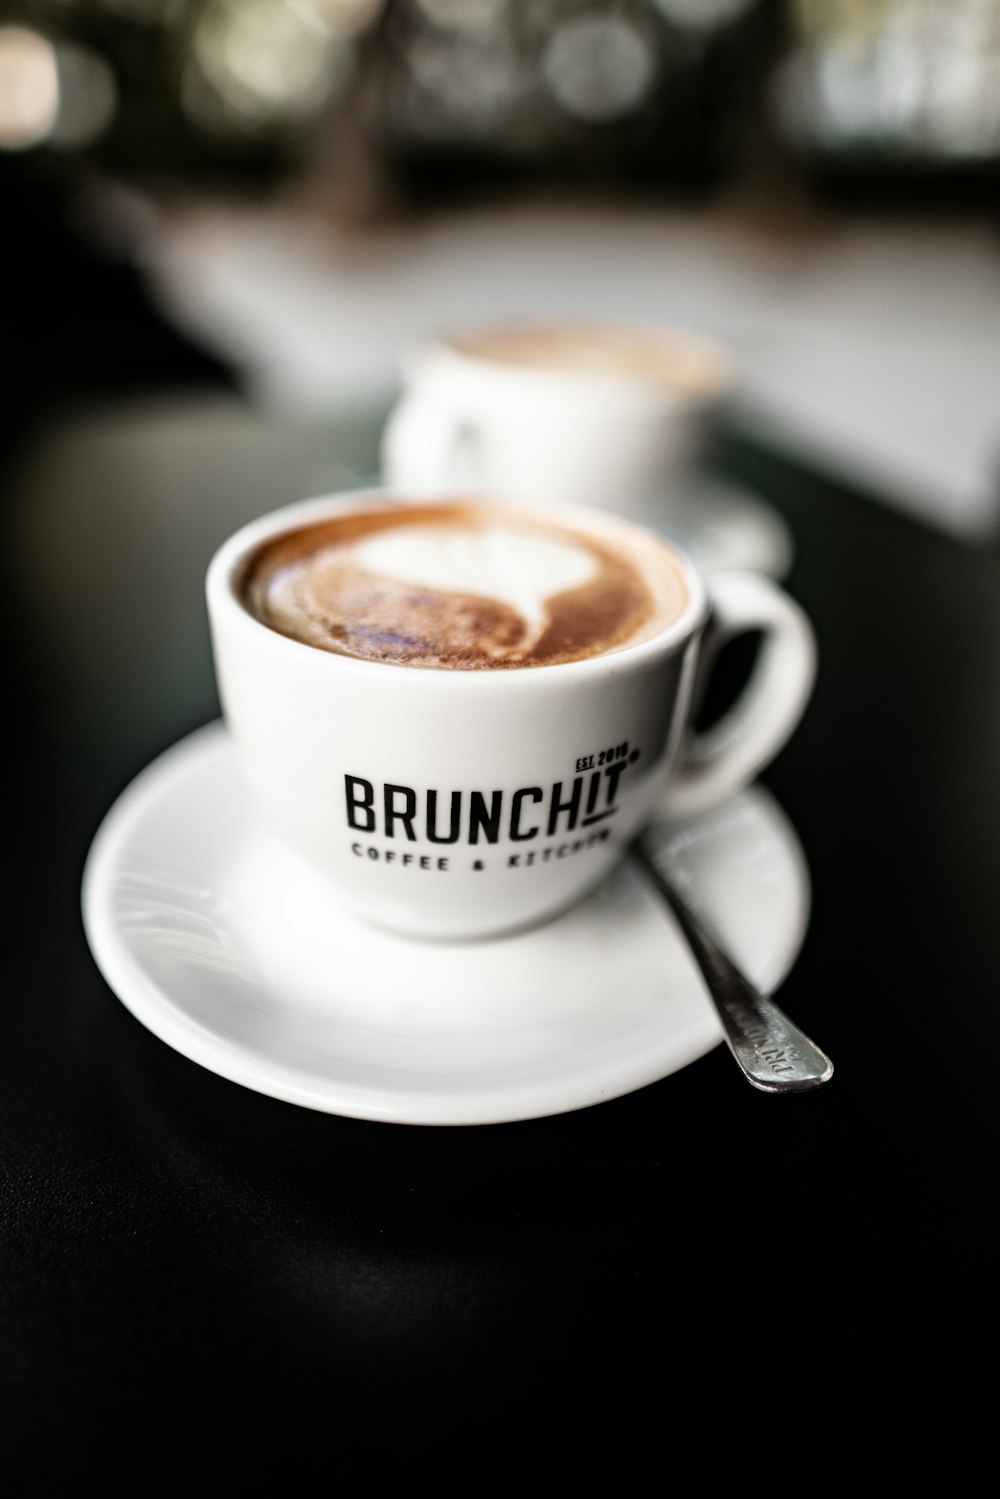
xmin=353 ymin=526 xmax=596 ymax=639
xmin=241 ymin=502 xmax=688 ymax=669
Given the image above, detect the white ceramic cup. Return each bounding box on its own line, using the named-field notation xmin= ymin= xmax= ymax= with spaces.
xmin=380 ymin=321 xmax=737 ymax=525
xmin=206 ymin=490 xmax=815 ymax=941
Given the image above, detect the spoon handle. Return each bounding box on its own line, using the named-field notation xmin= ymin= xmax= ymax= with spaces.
xmin=633 ymin=837 xmax=834 ymax=1094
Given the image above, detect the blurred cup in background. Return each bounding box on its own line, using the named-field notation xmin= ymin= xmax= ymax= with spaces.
xmin=380 ymin=319 xmax=737 ymax=528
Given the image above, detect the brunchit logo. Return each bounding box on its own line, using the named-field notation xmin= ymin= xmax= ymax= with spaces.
xmin=345 ymin=743 xmax=643 ymax=872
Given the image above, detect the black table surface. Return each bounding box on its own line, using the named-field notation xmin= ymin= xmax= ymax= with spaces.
xmin=4 ymin=293 xmax=1000 ymax=1475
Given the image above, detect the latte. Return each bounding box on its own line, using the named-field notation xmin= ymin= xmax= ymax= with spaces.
xmin=240 ymin=500 xmax=688 ymax=669
xmin=449 ymin=322 xmax=731 ymax=399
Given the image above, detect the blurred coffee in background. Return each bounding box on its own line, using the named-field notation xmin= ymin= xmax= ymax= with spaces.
xmin=380 ymin=318 xmax=737 ymax=523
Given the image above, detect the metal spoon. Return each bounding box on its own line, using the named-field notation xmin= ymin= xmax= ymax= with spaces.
xmin=631 ymin=831 xmax=834 ymax=1094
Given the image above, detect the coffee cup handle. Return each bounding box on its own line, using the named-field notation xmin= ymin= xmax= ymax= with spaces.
xmin=661 ymin=570 xmax=817 ymax=821
xmin=381 ymin=388 xmax=484 ymax=492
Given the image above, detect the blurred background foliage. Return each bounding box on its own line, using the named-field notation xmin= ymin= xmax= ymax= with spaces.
xmin=2 ymin=0 xmax=1000 ymax=222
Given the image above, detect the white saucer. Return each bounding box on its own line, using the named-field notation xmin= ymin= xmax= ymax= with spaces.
xmin=81 ymin=721 xmax=810 ymax=1126
xmin=643 ymin=470 xmax=794 ymax=580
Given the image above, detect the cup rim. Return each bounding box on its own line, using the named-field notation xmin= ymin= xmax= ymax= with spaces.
xmin=399 ymin=318 xmax=738 ymax=409
xmin=206 ymin=488 xmax=711 ymax=682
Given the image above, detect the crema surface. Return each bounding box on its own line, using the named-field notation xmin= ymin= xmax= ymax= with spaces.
xmin=241 ymin=502 xmax=687 ymax=669
xmin=451 ymin=323 xmax=727 ymax=397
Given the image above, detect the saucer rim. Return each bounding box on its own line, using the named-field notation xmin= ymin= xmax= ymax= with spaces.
xmin=649 ymin=471 xmax=795 ymax=582
xmin=81 ymin=721 xmax=811 ymax=1126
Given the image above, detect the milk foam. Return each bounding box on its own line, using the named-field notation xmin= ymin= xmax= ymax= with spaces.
xmin=242 ymin=502 xmax=685 ymax=668
xmin=454 ymin=323 xmax=730 ymax=397
xmin=354 ymin=524 xmax=596 ymax=641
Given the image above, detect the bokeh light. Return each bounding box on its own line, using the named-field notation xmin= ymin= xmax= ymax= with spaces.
xmin=185 ymin=0 xmax=357 ymax=133
xmin=778 ymin=0 xmax=1000 ymax=160
xmin=294 ymin=0 xmax=385 ymax=35
xmin=0 ymin=26 xmax=59 ymax=152
xmin=403 ymin=24 xmax=524 ymax=138
xmin=51 ymin=42 xmax=118 ymax=150
xmin=542 ymin=15 xmax=657 ymax=124
xmin=413 ymin=0 xmax=507 ymax=30
xmin=651 ymin=0 xmax=755 ymax=32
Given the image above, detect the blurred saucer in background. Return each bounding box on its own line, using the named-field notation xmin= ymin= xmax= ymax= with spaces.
xmin=639 ymin=469 xmax=794 ymax=580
